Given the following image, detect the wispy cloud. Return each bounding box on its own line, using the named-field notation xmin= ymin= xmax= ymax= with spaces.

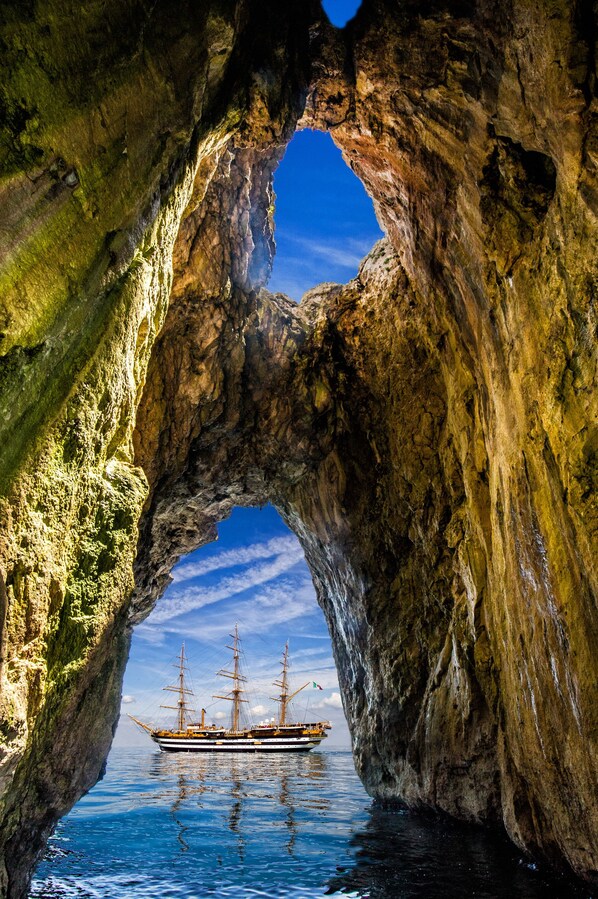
xmin=286 ymin=646 xmax=331 ymax=661
xmin=162 ymin=577 xmax=318 ymax=643
xmin=134 ymin=625 xmax=166 ymax=646
xmin=285 ymin=233 xmax=375 ymax=270
xmin=121 ymin=695 xmax=135 ymax=705
xmin=269 ymin=275 xmax=321 ymax=302
xmin=123 ymin=502 xmax=349 ymax=743
xmin=268 ymin=232 xmax=381 ymax=301
xmin=294 ymin=633 xmax=332 ymax=641
xmin=316 ymin=692 xmax=343 ymax=710
xmin=148 ymin=546 xmax=305 ymax=625
xmin=172 ymin=536 xmax=299 ymax=584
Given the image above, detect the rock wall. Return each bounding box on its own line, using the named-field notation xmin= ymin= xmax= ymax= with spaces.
xmin=0 ymin=1 xmax=314 ymax=894
xmin=0 ymin=0 xmax=597 ymax=895
xmin=317 ymin=0 xmax=598 ymax=875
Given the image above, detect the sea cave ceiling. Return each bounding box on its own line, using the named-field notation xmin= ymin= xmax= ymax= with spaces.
xmin=0 ymin=0 xmax=597 ymax=895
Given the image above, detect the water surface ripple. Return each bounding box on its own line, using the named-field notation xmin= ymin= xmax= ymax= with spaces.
xmin=30 ymin=749 xmax=591 ymax=898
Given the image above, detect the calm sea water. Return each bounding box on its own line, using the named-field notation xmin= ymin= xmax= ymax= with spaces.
xmin=30 ymin=749 xmax=591 ymax=899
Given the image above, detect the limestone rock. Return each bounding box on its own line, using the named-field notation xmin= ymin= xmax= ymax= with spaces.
xmin=0 ymin=0 xmax=596 ymax=895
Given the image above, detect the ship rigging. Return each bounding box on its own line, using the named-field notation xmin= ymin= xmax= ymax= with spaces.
xmin=129 ymin=626 xmax=331 ymax=752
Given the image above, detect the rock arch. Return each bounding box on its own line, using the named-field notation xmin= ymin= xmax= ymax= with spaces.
xmin=0 ymin=1 xmax=596 ymax=895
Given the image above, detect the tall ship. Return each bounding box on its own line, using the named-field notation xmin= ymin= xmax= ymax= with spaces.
xmin=130 ymin=625 xmax=331 ymax=752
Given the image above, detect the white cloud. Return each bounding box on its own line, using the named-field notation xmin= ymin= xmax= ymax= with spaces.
xmin=121 ymin=695 xmax=136 ymax=705
xmin=251 ymin=704 xmax=268 ymax=715
xmin=247 ymin=662 xmax=339 ymax=707
xmin=297 ymin=633 xmax=332 ymax=640
xmin=317 ymin=692 xmax=343 ymax=710
xmin=214 ymin=711 xmax=227 ymax=721
xmin=172 ymin=536 xmax=300 ymax=584
xmin=268 ymin=233 xmax=381 ymax=301
xmin=133 ymin=624 xmax=166 ymax=645
xmin=164 ymin=576 xmax=318 ymax=643
xmin=285 ymin=234 xmax=376 ymax=270
xmin=286 ymin=646 xmax=330 ymax=661
xmin=149 ymin=546 xmax=305 ymax=625
xmin=269 ymin=277 xmax=312 ymax=301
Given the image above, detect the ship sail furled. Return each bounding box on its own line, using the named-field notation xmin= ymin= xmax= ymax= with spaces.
xmin=129 ymin=628 xmax=331 ymax=752
xmin=213 ymin=624 xmax=248 ymax=733
xmin=160 ymin=643 xmax=195 ymax=732
xmin=273 ymin=642 xmax=312 ymax=726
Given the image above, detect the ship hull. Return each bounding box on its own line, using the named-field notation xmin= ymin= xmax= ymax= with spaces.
xmin=151 ymin=734 xmax=325 ymax=753
xmin=132 ymin=636 xmax=332 ymax=754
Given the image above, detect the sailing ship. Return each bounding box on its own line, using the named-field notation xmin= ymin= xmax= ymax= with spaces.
xmin=130 ymin=625 xmax=331 ymax=752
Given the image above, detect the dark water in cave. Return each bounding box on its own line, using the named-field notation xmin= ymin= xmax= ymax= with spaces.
xmin=30 ymin=750 xmax=591 ymax=898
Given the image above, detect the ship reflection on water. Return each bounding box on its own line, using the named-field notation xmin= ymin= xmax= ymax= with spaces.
xmin=170 ymin=772 xmax=190 ymax=853
xmin=146 ymin=752 xmax=584 ymax=898
xmin=149 ymin=749 xmax=329 ymax=866
xmin=228 ymin=761 xmax=245 ymax=861
xmin=31 ymin=750 xmax=589 ymax=899
xmin=279 ymin=769 xmax=298 ymax=856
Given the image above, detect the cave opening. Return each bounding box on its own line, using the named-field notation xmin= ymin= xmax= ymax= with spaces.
xmin=5 ymin=0 xmax=598 ymax=891
xmin=321 ymin=0 xmax=363 ymax=28
xmin=267 ymin=129 xmax=383 ymax=301
xmin=30 ymin=505 xmax=354 ymax=889
xmin=115 ymin=505 xmax=350 ymax=750
xmin=111 ymin=125 xmax=384 ymax=751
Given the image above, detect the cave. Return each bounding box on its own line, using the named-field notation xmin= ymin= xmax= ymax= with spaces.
xmin=0 ymin=0 xmax=597 ymax=896
xmin=116 ymin=503 xmax=351 ymax=751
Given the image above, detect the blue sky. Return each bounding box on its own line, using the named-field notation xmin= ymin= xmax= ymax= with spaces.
xmin=115 ymin=128 xmax=381 ymax=752
xmin=267 ymin=130 xmax=382 ymax=300
xmin=322 ymin=0 xmax=363 ymax=28
xmin=116 ymin=507 xmax=350 ymax=748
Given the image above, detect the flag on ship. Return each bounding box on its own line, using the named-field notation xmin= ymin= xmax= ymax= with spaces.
xmin=130 ymin=631 xmax=332 ymax=753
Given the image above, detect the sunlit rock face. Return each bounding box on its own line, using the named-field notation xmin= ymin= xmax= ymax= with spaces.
xmin=0 ymin=0 xmax=597 ymax=895
xmin=0 ymin=1 xmax=314 ymax=895
xmin=311 ymin=1 xmax=598 ymax=879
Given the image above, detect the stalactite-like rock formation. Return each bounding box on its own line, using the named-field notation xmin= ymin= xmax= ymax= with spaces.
xmin=0 ymin=0 xmax=596 ymax=896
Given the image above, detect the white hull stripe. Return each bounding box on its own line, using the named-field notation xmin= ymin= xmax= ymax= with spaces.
xmin=158 ymin=745 xmax=317 ymax=753
xmin=152 ymin=736 xmax=323 ymax=752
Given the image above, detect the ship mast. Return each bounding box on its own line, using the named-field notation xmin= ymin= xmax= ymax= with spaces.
xmin=273 ymin=641 xmax=311 ymax=727
xmin=161 ymin=643 xmax=194 ymax=732
xmin=213 ymin=623 xmax=248 ymax=732
xmin=274 ymin=642 xmax=291 ymax=725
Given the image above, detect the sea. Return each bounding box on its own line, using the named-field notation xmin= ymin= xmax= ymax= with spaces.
xmin=30 ymin=749 xmax=593 ymax=899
